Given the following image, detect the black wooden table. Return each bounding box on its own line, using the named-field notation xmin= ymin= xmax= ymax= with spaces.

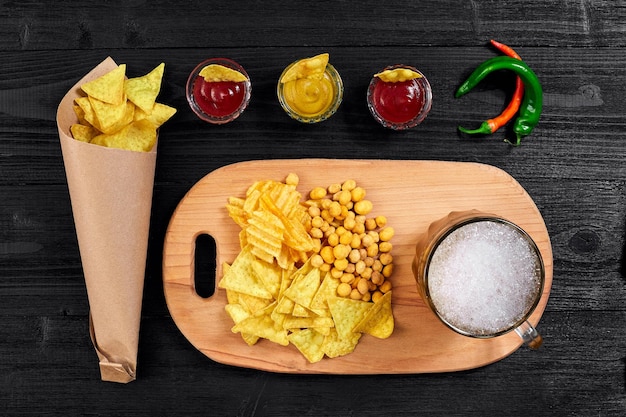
xmin=2 ymin=1 xmax=625 ymax=415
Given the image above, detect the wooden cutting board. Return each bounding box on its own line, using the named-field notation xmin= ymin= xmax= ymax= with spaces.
xmin=162 ymin=159 xmax=553 ymax=374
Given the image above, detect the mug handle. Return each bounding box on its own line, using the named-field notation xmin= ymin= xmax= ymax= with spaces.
xmin=514 ymin=320 xmax=543 ymax=349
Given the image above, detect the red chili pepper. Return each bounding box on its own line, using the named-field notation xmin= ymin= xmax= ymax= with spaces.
xmin=458 ymin=40 xmax=525 ymax=136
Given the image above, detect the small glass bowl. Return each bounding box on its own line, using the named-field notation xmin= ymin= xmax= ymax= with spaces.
xmin=367 ymin=64 xmax=432 ymax=130
xmin=186 ymin=58 xmax=251 ymax=124
xmin=276 ymin=62 xmax=343 ymax=123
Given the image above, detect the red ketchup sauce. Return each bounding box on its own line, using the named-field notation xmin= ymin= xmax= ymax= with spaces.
xmin=192 ymin=78 xmax=246 ymax=118
xmin=370 ymin=79 xmax=425 ymax=124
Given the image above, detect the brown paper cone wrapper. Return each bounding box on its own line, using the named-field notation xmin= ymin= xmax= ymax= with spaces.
xmin=56 ymin=57 xmax=156 ymax=383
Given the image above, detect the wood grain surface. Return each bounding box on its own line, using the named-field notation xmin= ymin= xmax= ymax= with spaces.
xmin=163 ymin=159 xmax=553 ymax=374
xmin=1 ymin=1 xmax=625 ymax=416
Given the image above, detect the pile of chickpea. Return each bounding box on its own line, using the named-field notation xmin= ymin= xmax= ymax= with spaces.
xmin=304 ymin=179 xmax=394 ymax=303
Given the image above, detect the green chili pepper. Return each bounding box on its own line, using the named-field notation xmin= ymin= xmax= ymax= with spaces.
xmin=456 ymin=56 xmax=542 ymax=146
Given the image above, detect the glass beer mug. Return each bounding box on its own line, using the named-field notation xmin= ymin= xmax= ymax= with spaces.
xmin=412 ymin=210 xmax=545 ymax=349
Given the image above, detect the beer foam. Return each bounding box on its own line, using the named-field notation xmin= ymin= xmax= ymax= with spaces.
xmin=427 ymin=220 xmax=541 ymax=336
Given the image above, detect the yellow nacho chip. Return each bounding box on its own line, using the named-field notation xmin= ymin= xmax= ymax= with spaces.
xmin=218 ymin=246 xmax=274 ymax=299
xmin=90 ymin=119 xmax=157 ymax=152
xmin=237 ymin=292 xmax=273 ymax=315
xmin=224 ymin=303 xmax=260 ymax=346
xmin=287 ymin=329 xmax=325 ymax=363
xmin=124 ymin=62 xmax=165 ymax=112
xmin=327 ymin=296 xmax=374 ymax=339
xmin=280 ymin=53 xmax=329 ymax=83
xmin=73 ymin=104 xmax=91 ymax=127
xmin=231 ymin=303 xmax=289 ymax=346
xmin=311 ymin=272 xmax=340 ymax=310
xmin=374 ymin=68 xmax=422 ymax=83
xmin=81 ymin=64 xmax=126 ymax=105
xmin=88 ymin=96 xmax=134 ymax=134
xmin=251 ymin=260 xmax=282 ymax=299
xmin=225 ymin=303 xmax=250 ymax=323
xmin=275 ymin=294 xmax=295 ymax=315
xmin=283 ymin=267 xmax=321 ymax=308
xmin=70 ymin=123 xmax=98 ymax=143
xmin=353 ymin=291 xmax=394 ymax=339
xmin=241 ymin=333 xmax=260 ymax=346
xmin=322 ymin=328 xmax=362 ymax=358
xmin=134 ymin=102 xmax=177 ymax=127
xmin=199 ymin=64 xmax=248 ymax=82
xmin=225 ymin=287 xmax=239 ymax=305
xmin=74 ymin=96 xmax=100 ymax=131
xmin=283 ymin=316 xmax=334 ymax=331
xmin=292 ymin=303 xmax=311 ymax=318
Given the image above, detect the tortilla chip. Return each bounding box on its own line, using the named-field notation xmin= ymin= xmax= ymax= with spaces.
xmin=70 ymin=123 xmax=98 ymax=143
xmin=73 ymin=104 xmax=91 ymax=126
xmin=292 ymin=303 xmax=311 ymax=318
xmin=322 ymin=328 xmax=362 ymax=358
xmin=125 ymin=63 xmax=165 ymax=112
xmin=327 ymin=297 xmax=374 ymax=339
xmin=283 ymin=267 xmax=320 ymax=308
xmin=218 ymin=246 xmax=273 ymax=299
xmin=225 ymin=288 xmax=239 ymax=305
xmin=275 ymin=295 xmax=295 ymax=315
xmin=81 ymin=64 xmax=126 ymax=105
xmin=89 ymin=97 xmax=134 ymax=134
xmin=199 ymin=64 xmax=248 ymax=82
xmin=232 ymin=303 xmax=289 ymax=346
xmin=311 ymin=272 xmax=340 ymax=310
xmin=225 ymin=303 xmax=259 ymax=346
xmin=280 ymin=53 xmax=329 ymax=83
xmin=134 ymin=102 xmax=177 ymax=127
xmin=74 ymin=96 xmax=101 ymax=131
xmin=283 ymin=316 xmax=334 ymax=331
xmin=237 ymin=292 xmax=273 ymax=315
xmin=287 ymin=329 xmax=325 ymax=363
xmin=353 ymin=291 xmax=394 ymax=339
xmin=91 ymin=119 xmax=156 ymax=152
xmin=252 ymin=260 xmax=282 ymax=299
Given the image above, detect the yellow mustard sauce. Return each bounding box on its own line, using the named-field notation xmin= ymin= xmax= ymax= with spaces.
xmin=282 ymin=71 xmax=336 ymax=118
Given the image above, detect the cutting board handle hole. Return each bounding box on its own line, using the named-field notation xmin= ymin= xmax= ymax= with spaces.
xmin=194 ymin=233 xmax=216 ymax=298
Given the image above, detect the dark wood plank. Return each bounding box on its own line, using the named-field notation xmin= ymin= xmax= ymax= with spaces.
xmin=1 ymin=1 xmax=626 ymax=50
xmin=0 ymin=312 xmax=624 ymax=415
